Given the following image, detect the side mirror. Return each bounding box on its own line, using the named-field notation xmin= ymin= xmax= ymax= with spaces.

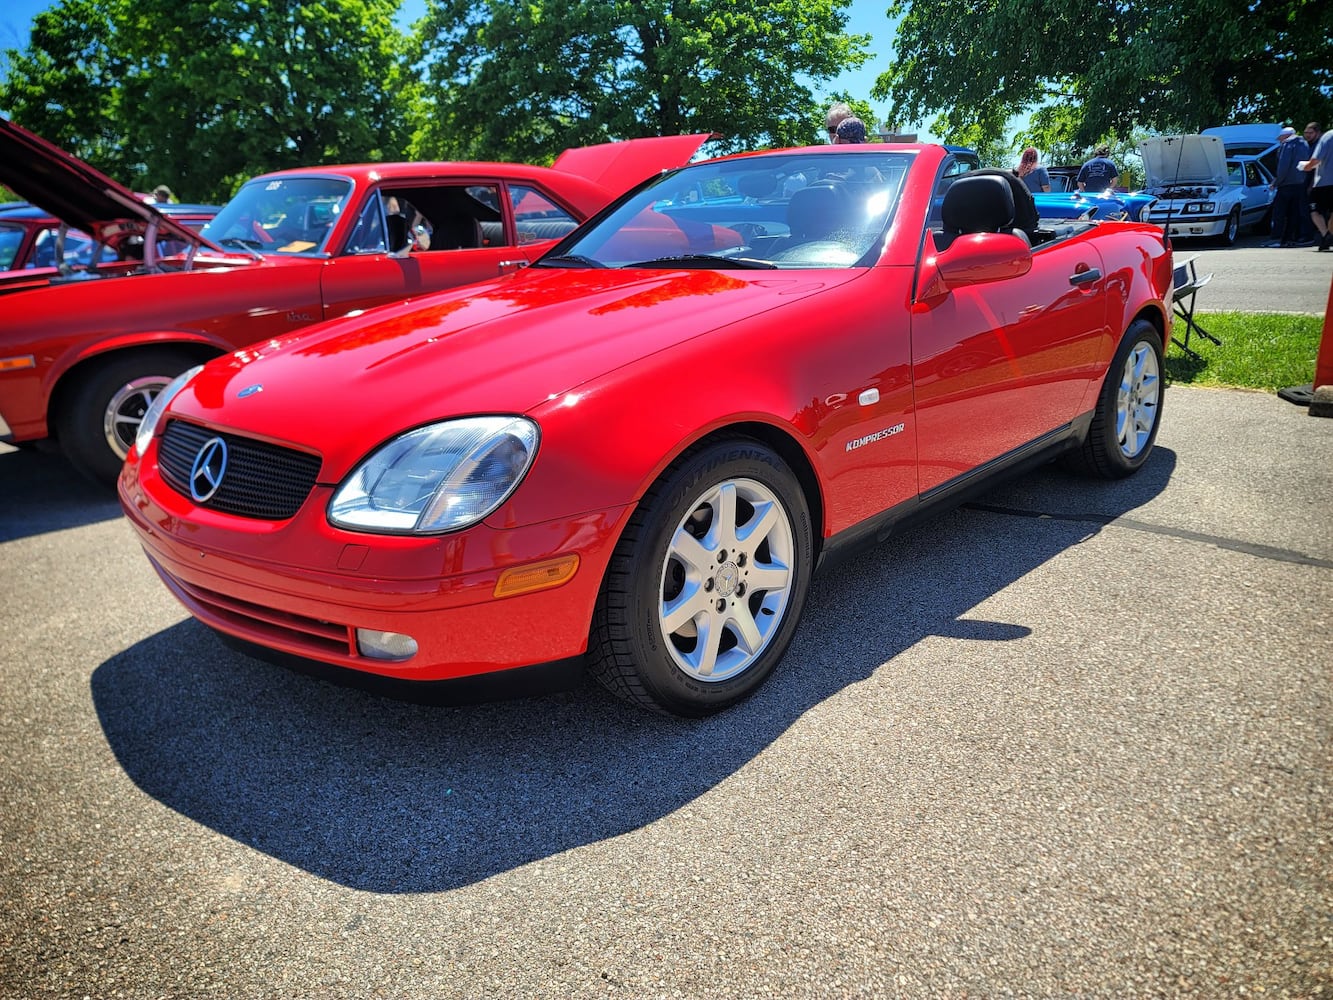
xmin=918 ymin=232 xmax=1032 ymax=301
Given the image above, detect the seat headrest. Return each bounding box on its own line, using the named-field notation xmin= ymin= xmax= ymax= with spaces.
xmin=737 ymin=172 xmax=778 ymax=200
xmin=941 ymin=174 xmax=1016 ymax=236
xmin=787 ymin=183 xmax=849 ymax=240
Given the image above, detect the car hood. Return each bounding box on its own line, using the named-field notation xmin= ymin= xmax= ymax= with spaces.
xmin=174 ymin=266 xmax=851 ymax=477
xmin=1140 ymin=135 xmax=1228 ymax=188
xmin=552 ymin=134 xmax=713 ymax=194
xmin=0 ymin=118 xmax=224 ymax=254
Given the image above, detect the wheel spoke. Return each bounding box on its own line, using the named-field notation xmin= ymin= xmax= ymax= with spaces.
xmin=728 ymin=602 xmax=764 ymax=653
xmin=690 ymin=614 xmax=722 ymax=677
xmin=669 ymin=526 xmax=714 ymax=575
xmin=711 ymin=481 xmax=740 ymax=549
xmin=661 ymin=579 xmax=711 ymax=635
xmin=746 ymin=562 xmax=790 ymax=593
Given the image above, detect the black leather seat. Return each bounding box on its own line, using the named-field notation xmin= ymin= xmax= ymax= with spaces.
xmin=433 ymin=213 xmax=482 ymax=249
xmin=786 ymin=183 xmax=851 ymax=242
xmin=935 ymin=174 xmax=1030 ymax=252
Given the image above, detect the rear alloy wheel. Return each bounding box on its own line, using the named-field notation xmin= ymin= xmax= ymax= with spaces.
xmin=588 ymin=440 xmax=814 ymax=716
xmin=56 ymin=348 xmax=201 ymax=487
xmin=1067 ymin=319 xmax=1163 ymax=479
xmin=1220 ymin=206 xmax=1241 ymax=246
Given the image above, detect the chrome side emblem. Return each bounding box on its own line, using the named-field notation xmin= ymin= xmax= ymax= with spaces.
xmin=237 ymin=384 xmax=264 ymax=398
xmin=190 ymin=437 xmax=229 ymax=502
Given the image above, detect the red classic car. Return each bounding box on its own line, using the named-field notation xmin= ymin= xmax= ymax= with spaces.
xmin=0 ymin=199 xmax=219 ymax=275
xmin=121 ymin=144 xmax=1174 ymax=717
xmin=0 ymin=119 xmax=708 ymax=484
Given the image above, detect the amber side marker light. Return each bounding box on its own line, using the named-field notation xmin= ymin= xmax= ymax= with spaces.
xmin=0 ymin=355 xmax=36 ymax=372
xmin=494 ymin=555 xmax=580 ymax=598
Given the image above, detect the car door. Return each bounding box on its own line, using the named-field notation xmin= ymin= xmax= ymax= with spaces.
xmin=909 ymin=236 xmax=1108 ymax=495
xmin=1239 ymin=161 xmax=1273 ymax=228
xmin=318 ymin=182 xmax=522 ymax=320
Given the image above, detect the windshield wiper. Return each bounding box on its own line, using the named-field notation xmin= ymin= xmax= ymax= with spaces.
xmin=535 ymin=254 xmax=606 ymax=268
xmin=217 ymin=238 xmax=264 ymax=260
xmin=624 ymin=254 xmax=777 ymax=270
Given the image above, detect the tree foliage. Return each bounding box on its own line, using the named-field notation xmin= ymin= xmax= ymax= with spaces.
xmin=2 ymin=0 xmax=413 ymax=201
xmin=874 ymin=0 xmax=1333 ymax=159
xmin=408 ymin=0 xmax=870 ymax=162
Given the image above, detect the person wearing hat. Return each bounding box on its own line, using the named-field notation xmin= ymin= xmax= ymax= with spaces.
xmin=833 ymin=117 xmax=868 ymax=144
xmin=1266 ymin=126 xmax=1311 ymax=247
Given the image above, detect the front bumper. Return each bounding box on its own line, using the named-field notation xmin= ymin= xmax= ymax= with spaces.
xmin=1143 ymin=213 xmax=1227 ymax=238
xmin=119 ymin=455 xmax=633 ymax=683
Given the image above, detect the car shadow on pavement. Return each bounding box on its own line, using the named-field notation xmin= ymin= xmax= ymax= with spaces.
xmin=0 ymin=445 xmax=123 ymax=541
xmin=90 ymin=449 xmax=1176 ymax=893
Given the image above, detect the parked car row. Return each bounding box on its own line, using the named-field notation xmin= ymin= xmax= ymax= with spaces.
xmin=0 ymin=119 xmax=709 ymax=485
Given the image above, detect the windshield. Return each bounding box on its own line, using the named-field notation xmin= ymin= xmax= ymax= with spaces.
xmin=542 ymin=151 xmax=917 ymax=270
xmin=202 ymin=175 xmax=352 ymax=255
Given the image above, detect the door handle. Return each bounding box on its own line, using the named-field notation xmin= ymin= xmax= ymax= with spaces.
xmin=1069 ymin=267 xmax=1101 ymax=286
xmin=498 ymin=259 xmax=528 ymax=275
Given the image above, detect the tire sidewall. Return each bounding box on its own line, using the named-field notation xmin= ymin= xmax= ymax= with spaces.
xmin=622 ymin=441 xmax=814 ymax=715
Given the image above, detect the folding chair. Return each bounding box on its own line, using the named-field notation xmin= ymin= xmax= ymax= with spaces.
xmin=1171 ymin=257 xmax=1219 ymax=360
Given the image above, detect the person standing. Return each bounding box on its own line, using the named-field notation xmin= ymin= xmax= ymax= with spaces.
xmin=1300 ymin=122 xmax=1322 ymax=244
xmin=1077 ymin=145 xmax=1119 ymax=193
xmin=825 ymin=103 xmax=853 ymax=143
xmin=1016 ymin=147 xmax=1051 ymax=193
xmin=1300 ymin=123 xmax=1333 ymax=251
xmin=1266 ymin=126 xmax=1311 ymax=246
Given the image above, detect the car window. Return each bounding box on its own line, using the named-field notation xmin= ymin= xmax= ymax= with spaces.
xmin=367 ymin=184 xmax=501 ymax=254
xmin=0 ymin=223 xmax=24 ymax=270
xmin=550 ymin=151 xmax=915 ymax=270
xmin=509 ymin=185 xmax=579 ymax=245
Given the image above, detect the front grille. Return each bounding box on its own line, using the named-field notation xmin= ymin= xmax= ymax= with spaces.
xmin=159 ymin=419 xmax=322 ymax=519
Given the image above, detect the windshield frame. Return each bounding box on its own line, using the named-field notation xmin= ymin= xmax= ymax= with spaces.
xmin=539 ymin=149 xmax=919 ymax=271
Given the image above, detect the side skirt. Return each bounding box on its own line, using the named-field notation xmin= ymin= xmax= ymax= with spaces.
xmin=815 ymin=411 xmax=1094 ymax=574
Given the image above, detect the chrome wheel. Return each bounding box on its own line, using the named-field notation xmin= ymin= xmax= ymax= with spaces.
xmin=104 ymin=375 xmax=171 ymax=459
xmin=657 ymin=477 xmax=796 ymax=683
xmin=1115 ymin=340 xmax=1160 ymax=459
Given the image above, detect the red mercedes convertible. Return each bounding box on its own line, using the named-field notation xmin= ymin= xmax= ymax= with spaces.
xmin=0 ymin=118 xmax=707 ymax=484
xmin=120 ymin=145 xmax=1174 ymax=717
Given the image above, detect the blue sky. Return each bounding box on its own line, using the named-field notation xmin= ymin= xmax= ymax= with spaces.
xmin=1 ymin=0 xmax=916 ymax=136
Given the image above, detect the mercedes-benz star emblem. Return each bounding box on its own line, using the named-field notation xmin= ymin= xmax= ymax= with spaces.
xmin=190 ymin=437 xmax=229 ymax=503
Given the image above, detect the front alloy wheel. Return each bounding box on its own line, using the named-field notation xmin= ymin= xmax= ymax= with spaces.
xmin=589 ymin=440 xmax=814 ymax=716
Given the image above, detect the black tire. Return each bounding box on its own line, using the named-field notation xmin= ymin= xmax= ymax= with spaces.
xmin=1067 ymin=319 xmax=1164 ymax=479
xmin=1219 ymin=207 xmax=1241 ymax=246
xmin=55 ymin=348 xmax=201 ymax=487
xmin=588 ymin=439 xmax=814 ymax=717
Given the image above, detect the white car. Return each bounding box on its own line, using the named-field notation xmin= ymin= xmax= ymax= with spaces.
xmin=1138 ymin=134 xmax=1275 ymax=245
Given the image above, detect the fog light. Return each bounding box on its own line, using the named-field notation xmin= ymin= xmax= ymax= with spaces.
xmin=356 ymin=629 xmax=418 ymax=661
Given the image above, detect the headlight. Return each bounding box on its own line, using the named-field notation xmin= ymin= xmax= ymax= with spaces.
xmin=134 ymin=364 xmax=203 ymax=457
xmin=329 ymin=416 xmax=539 ymax=534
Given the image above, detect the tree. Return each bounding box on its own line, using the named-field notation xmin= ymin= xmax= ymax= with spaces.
xmin=409 ymin=0 xmax=870 ymax=163
xmin=2 ymin=0 xmax=416 ymax=201
xmin=874 ymin=0 xmax=1333 ymax=157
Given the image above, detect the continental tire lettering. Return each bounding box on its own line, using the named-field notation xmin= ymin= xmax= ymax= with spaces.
xmin=846 ymin=423 xmax=905 ymax=452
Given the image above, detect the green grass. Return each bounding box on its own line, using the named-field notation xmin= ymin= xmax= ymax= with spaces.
xmin=1164 ymin=311 xmax=1326 ymax=392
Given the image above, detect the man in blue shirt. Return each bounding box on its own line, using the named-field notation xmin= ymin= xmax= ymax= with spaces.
xmin=1077 ymin=146 xmax=1119 ymax=193
xmin=1266 ymin=126 xmax=1311 ymax=247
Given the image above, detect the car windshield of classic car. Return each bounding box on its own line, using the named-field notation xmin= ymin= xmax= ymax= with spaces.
xmin=200 ymin=175 xmax=352 ymax=255
xmin=543 ymin=151 xmax=916 ymax=269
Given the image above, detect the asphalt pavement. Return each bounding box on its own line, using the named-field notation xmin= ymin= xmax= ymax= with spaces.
xmin=1 ymin=378 xmax=1330 ymax=998
xmin=1169 ymin=230 xmax=1333 ymax=314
